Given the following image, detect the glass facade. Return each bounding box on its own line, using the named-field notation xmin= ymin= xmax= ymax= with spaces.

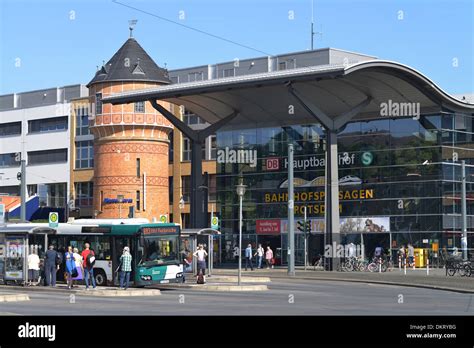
xmin=216 ymin=113 xmax=474 ymax=264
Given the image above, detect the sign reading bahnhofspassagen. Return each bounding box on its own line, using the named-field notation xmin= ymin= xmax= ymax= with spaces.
xmin=263 ymin=189 xmax=374 ymax=215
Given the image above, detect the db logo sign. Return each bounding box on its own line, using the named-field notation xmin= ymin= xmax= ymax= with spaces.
xmin=266 ymin=158 xmax=280 ymax=171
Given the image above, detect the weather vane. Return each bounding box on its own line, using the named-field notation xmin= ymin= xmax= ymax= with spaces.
xmin=129 ymin=19 xmax=138 ymax=38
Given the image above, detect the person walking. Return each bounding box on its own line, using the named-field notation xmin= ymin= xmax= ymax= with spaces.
xmin=398 ymin=245 xmax=406 ymax=267
xmin=119 ymin=246 xmax=132 ymax=290
xmin=245 ymin=244 xmax=254 ymax=271
xmin=265 ymin=246 xmax=274 ymax=269
xmin=81 ymin=243 xmax=96 ymax=290
xmin=44 ymin=245 xmax=59 ymax=287
xmin=64 ymin=246 xmax=76 ymax=289
xmin=254 ymin=244 xmax=264 ymax=269
xmin=27 ymin=249 xmax=40 ymax=286
xmin=72 ymin=247 xmax=83 ymax=287
xmin=193 ymin=244 xmax=208 ymax=281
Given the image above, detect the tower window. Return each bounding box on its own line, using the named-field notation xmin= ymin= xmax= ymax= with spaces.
xmin=95 ymin=93 xmax=102 ymax=115
xmin=136 ymin=158 xmax=141 ymax=177
xmin=134 ymin=101 xmax=145 ymax=113
xmin=136 ymin=190 xmax=141 ymax=211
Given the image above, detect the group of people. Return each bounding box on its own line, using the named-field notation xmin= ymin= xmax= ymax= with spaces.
xmin=244 ymin=244 xmax=274 ymax=270
xmin=27 ymin=243 xmax=133 ymax=290
xmin=397 ymin=244 xmax=415 ymax=267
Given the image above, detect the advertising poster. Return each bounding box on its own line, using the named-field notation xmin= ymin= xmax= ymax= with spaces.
xmin=5 ymin=238 xmax=24 ymax=280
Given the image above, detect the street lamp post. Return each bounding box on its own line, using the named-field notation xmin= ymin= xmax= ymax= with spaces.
xmin=235 ymin=179 xmax=247 ymax=286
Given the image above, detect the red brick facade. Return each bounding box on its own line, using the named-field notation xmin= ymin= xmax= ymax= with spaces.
xmin=89 ymin=81 xmax=173 ymax=220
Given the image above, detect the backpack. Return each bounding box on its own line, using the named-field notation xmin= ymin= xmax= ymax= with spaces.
xmin=55 ymin=252 xmax=63 ymax=266
xmin=86 ymin=251 xmax=96 ymax=268
xmin=196 ymin=270 xmax=205 ymax=284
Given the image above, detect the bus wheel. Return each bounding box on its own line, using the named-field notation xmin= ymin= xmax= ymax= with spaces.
xmin=94 ymin=270 xmax=107 ymax=287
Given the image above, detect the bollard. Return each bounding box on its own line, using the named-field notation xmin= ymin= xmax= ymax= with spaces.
xmin=404 ymin=262 xmax=407 ymax=275
xmin=398 ymin=256 xmax=401 ymax=270
xmin=379 ymin=258 xmax=382 ymax=273
xmin=427 ymin=258 xmax=429 ymax=276
xmin=412 ymin=254 xmax=416 ymax=270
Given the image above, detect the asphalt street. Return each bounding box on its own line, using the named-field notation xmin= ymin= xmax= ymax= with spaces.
xmin=0 ymin=279 xmax=473 ymax=316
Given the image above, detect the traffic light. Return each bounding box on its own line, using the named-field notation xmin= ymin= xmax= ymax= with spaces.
xmin=305 ymin=220 xmax=311 ymax=234
xmin=297 ymin=220 xmax=304 ymax=232
xmin=17 ymin=172 xmax=21 ymax=181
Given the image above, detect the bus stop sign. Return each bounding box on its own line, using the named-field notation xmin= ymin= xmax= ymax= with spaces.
xmin=49 ymin=212 xmax=59 ymax=228
xmin=211 ymin=216 xmax=219 ymax=230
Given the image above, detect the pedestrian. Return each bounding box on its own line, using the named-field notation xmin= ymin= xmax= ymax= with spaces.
xmin=245 ymin=244 xmax=254 ymax=271
xmin=254 ymin=243 xmax=264 ymax=269
xmin=407 ymin=244 xmax=415 ymax=267
xmin=193 ymin=244 xmax=208 ymax=282
xmin=119 ymin=246 xmax=132 ymax=290
xmin=72 ymin=247 xmax=83 ymax=287
xmin=44 ymin=245 xmax=59 ymax=287
xmin=265 ymin=246 xmax=274 ymax=269
xmin=64 ymin=246 xmax=76 ymax=289
xmin=81 ymin=243 xmax=97 ymax=290
xmin=27 ymin=249 xmax=40 ymax=286
xmin=398 ymin=245 xmax=406 ymax=267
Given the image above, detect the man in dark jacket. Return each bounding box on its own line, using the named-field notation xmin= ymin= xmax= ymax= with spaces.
xmin=44 ymin=245 xmax=59 ymax=287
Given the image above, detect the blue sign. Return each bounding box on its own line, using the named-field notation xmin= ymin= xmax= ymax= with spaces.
xmin=103 ymin=198 xmax=133 ymax=204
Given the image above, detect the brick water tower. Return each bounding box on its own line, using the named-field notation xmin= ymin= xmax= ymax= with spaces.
xmin=87 ymin=30 xmax=173 ymax=220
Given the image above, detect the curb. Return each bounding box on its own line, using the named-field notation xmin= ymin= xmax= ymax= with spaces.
xmin=0 ymin=293 xmax=30 ymax=302
xmin=153 ymin=283 xmax=268 ymax=291
xmin=214 ymin=273 xmax=474 ymax=294
xmin=77 ymin=289 xmax=161 ymax=297
xmin=206 ymin=276 xmax=271 ymax=283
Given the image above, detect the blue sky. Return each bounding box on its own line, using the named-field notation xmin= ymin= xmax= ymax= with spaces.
xmin=0 ymin=0 xmax=472 ymax=95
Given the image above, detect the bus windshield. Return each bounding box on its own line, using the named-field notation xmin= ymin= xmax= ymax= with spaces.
xmin=139 ymin=235 xmax=179 ymax=266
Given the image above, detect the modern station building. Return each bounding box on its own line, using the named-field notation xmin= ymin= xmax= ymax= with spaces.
xmin=1 ymin=32 xmax=473 ymax=266
xmin=0 ymin=85 xmax=87 ymax=219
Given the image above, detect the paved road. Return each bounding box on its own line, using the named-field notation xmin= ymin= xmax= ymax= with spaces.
xmin=0 ymin=279 xmax=473 ymax=315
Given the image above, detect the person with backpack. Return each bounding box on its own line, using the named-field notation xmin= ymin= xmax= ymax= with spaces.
xmin=81 ymin=243 xmax=96 ymax=290
xmin=119 ymin=246 xmax=132 ymax=290
xmin=64 ymin=246 xmax=77 ymax=289
xmin=254 ymin=244 xmax=264 ymax=269
xmin=44 ymin=245 xmax=60 ymax=287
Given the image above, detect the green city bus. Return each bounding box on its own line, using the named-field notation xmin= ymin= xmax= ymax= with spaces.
xmin=97 ymin=223 xmax=184 ymax=286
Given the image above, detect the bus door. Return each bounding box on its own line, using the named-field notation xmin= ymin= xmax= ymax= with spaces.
xmin=112 ymin=237 xmax=134 ymax=286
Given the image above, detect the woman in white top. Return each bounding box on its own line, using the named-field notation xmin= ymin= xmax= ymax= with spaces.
xmin=27 ymin=250 xmax=40 ymax=285
xmin=193 ymin=244 xmax=208 ymax=278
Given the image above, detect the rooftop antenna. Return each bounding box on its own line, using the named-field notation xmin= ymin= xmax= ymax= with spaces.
xmin=310 ymin=0 xmax=322 ymax=50
xmin=129 ymin=19 xmax=138 ymax=38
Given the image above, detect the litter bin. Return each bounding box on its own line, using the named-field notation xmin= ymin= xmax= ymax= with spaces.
xmin=414 ymin=248 xmax=426 ymax=268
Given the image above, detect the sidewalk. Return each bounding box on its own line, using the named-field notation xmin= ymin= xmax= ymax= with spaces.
xmin=211 ymin=266 xmax=474 ymax=293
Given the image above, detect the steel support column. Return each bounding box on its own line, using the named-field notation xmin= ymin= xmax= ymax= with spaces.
xmin=150 ymin=100 xmax=239 ymax=228
xmin=288 ymin=86 xmax=371 ymax=271
xmin=326 ymin=129 xmax=340 ymax=270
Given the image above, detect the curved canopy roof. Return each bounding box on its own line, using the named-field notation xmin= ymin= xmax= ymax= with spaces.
xmin=104 ymin=60 xmax=474 ymax=129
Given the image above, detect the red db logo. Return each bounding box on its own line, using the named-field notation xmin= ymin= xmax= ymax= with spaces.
xmin=266 ymin=158 xmax=279 ymax=171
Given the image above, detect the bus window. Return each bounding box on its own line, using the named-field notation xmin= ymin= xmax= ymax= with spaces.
xmin=65 ymin=236 xmax=87 ymax=252
xmin=88 ymin=236 xmax=112 ymax=260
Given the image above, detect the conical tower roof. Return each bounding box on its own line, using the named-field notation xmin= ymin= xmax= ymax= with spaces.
xmin=87 ymin=38 xmax=170 ymax=87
